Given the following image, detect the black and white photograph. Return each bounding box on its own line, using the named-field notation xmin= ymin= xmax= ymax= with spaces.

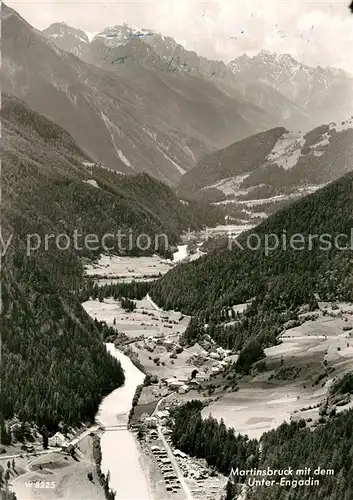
xmin=1 ymin=1 xmax=353 ymax=499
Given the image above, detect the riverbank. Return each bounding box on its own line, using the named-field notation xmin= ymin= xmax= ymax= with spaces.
xmin=96 ymin=344 xmax=154 ymax=499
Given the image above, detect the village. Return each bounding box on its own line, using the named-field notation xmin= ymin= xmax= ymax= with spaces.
xmin=82 ymin=257 xmax=353 ymax=498
xmin=142 ymin=333 xmax=233 ymax=392
xmin=134 ymin=397 xmax=228 ymax=500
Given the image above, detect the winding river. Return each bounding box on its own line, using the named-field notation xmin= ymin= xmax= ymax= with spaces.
xmin=96 ymin=343 xmax=153 ymax=499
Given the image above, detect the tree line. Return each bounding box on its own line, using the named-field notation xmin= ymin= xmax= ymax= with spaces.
xmin=151 ymin=171 xmax=353 ymax=367
xmin=170 ymin=399 xmax=353 ymax=500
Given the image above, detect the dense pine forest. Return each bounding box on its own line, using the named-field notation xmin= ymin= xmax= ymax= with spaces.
xmin=171 ymin=400 xmax=353 ymax=500
xmin=243 ymin=408 xmax=353 ymax=500
xmin=0 ymin=94 xmax=223 ymax=435
xmin=2 ymin=94 xmax=223 ymax=269
xmin=80 ymin=279 xmax=153 ymax=302
xmin=170 ymin=401 xmax=260 ymax=474
xmin=151 ymin=172 xmax=353 ymax=358
xmin=1 ymin=262 xmax=125 ymax=431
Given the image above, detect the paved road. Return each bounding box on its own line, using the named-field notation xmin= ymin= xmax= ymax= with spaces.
xmin=152 ymin=392 xmax=176 ymax=417
xmin=157 ymin=426 xmax=194 ymax=500
xmin=0 ymin=449 xmax=55 ymax=461
xmin=9 ymin=452 xmax=57 ymax=486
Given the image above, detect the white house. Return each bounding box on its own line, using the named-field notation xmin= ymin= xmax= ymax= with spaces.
xmin=195 ymin=371 xmax=209 ymax=382
xmin=165 ymin=378 xmax=184 ymax=389
xmin=145 ymin=416 xmax=158 ymax=428
xmin=156 ymin=410 xmax=170 ymax=420
xmin=178 ymin=384 xmax=190 ymax=394
xmin=174 ymin=449 xmax=187 ymax=459
xmin=48 ymin=432 xmax=67 ymax=447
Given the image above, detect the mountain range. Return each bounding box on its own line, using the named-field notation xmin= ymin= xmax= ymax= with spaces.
xmin=178 ymin=118 xmax=353 ymax=225
xmin=44 ymin=21 xmax=353 ymax=132
xmin=2 ymin=6 xmax=353 ymax=499
xmin=4 ymin=2 xmax=353 ymax=187
xmin=2 ymin=4 xmax=277 ymax=186
xmin=229 ymin=50 xmax=353 ymax=127
xmin=151 ymin=169 xmax=353 ymax=350
xmin=2 ymin=92 xmax=222 ymax=267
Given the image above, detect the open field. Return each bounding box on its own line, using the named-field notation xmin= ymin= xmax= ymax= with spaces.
xmin=84 ymin=254 xmax=174 ymax=281
xmin=5 ymin=436 xmax=104 ymax=500
xmin=201 ymin=303 xmax=353 ymax=439
xmin=83 ymin=257 xmax=353 ymax=463
xmin=131 ymin=342 xmax=196 ymax=380
xmin=83 ymin=297 xmax=190 ymax=341
xmin=83 ymin=296 xmax=200 ymax=380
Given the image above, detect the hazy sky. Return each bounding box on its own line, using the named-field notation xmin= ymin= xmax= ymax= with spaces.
xmin=7 ymin=0 xmax=353 ymax=73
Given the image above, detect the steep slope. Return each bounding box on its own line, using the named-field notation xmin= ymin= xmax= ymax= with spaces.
xmin=42 ymin=22 xmax=89 ymax=57
xmin=178 ymin=127 xmax=288 ymax=195
xmin=2 ymin=4 xmax=276 ymax=187
xmin=0 ymin=94 xmax=222 ymax=431
xmin=2 ymin=93 xmax=223 ymax=267
xmin=1 ymin=266 xmax=125 ymax=430
xmin=84 ymin=26 xmax=353 ymax=130
xmin=214 ymin=77 xmax=309 ymax=130
xmin=83 ymin=29 xmax=278 ymax=145
xmin=42 ymin=20 xmax=353 ymax=134
xmin=84 ymin=25 xmax=309 ymax=130
xmin=179 ymin=120 xmax=353 ymax=209
xmin=2 ymin=4 xmax=132 ymax=176
xmin=151 ymin=172 xmax=353 ymax=349
xmin=1 ymin=95 xmax=129 ymax=431
xmin=229 ymin=50 xmax=353 ymax=126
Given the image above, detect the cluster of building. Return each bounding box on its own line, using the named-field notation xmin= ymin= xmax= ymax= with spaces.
xmin=163 ymin=376 xmax=192 ymax=393
xmin=161 ymin=355 xmax=231 ymax=394
xmin=150 ymin=444 xmax=181 ymax=493
xmin=175 ymin=451 xmax=209 ymax=481
xmin=47 ymin=431 xmax=79 ymax=454
xmin=141 ymin=407 xmax=173 ymax=428
xmin=144 ymin=336 xmax=181 ymax=353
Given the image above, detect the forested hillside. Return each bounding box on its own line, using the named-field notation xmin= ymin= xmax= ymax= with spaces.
xmin=151 ymin=172 xmax=353 ymax=353
xmin=1 ymin=265 xmax=125 ymax=430
xmin=171 ymin=400 xmax=353 ymax=500
xmin=178 ymin=127 xmax=287 ymax=195
xmin=171 ymin=401 xmax=259 ymax=474
xmin=2 ymin=93 xmax=223 ymax=280
xmin=0 ymin=94 xmax=222 ymax=433
xmin=178 ymin=121 xmax=353 ymax=205
xmin=235 ymin=411 xmax=353 ymax=500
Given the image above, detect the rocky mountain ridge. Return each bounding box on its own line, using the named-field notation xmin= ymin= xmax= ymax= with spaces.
xmin=44 ymin=22 xmax=353 ymax=130
xmin=2 ymin=4 xmax=279 ymax=186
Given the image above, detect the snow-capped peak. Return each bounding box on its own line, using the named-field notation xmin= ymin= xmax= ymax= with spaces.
xmin=42 ymin=22 xmax=89 ymax=57
xmin=43 ymin=22 xmax=89 ymax=44
xmin=92 ymin=24 xmax=156 ymax=47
